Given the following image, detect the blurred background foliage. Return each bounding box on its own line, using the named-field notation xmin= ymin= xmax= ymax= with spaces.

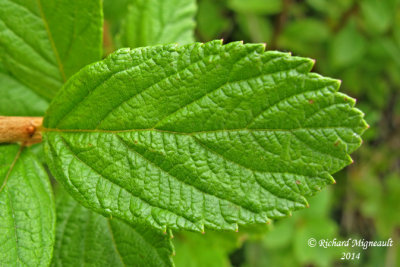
xmin=103 ymin=0 xmax=400 ymax=266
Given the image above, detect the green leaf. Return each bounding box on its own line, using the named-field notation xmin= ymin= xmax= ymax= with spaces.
xmin=228 ymin=0 xmax=282 ymax=15
xmin=118 ymin=0 xmax=196 ymax=48
xmin=174 ymin=231 xmax=241 ymax=267
xmin=0 ymin=0 xmax=103 ymax=100
xmin=236 ymin=14 xmax=273 ymax=43
xmin=103 ymin=0 xmax=130 ymax=23
xmin=278 ymin=19 xmax=330 ymax=55
xmin=306 ymin=0 xmax=354 ymax=18
xmin=43 ymin=40 xmax=367 ymax=232
xmin=361 ymin=0 xmax=395 ymax=35
xmin=52 ymin=188 xmax=173 ymax=267
xmin=0 ymin=144 xmax=55 ymax=266
xmin=329 ymin=22 xmax=366 ymax=69
xmin=0 ymin=71 xmax=48 ymax=116
xmin=197 ymin=0 xmax=231 ymax=41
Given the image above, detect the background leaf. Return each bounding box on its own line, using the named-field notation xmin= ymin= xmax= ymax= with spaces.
xmin=0 ymin=0 xmax=103 ymax=100
xmin=0 ymin=68 xmax=48 ymax=116
xmin=228 ymin=0 xmax=282 ymax=15
xmin=52 ymin=188 xmax=174 ymax=267
xmin=329 ymin=21 xmax=366 ymax=70
xmin=0 ymin=144 xmax=55 ymax=266
xmin=117 ymin=0 xmax=196 ymax=48
xmin=196 ymin=0 xmax=231 ymax=41
xmin=174 ymin=231 xmax=241 ymax=267
xmin=43 ymin=40 xmax=367 ymax=233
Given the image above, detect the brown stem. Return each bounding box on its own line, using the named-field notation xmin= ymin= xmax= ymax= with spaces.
xmin=0 ymin=116 xmax=43 ymax=145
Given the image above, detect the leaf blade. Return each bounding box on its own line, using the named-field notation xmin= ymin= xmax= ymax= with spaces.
xmin=43 ymin=41 xmax=368 ymax=232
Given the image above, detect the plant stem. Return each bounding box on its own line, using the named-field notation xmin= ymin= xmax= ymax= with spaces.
xmin=0 ymin=116 xmax=43 ymax=145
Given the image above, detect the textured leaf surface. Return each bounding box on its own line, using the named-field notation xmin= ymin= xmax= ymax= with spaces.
xmin=0 ymin=144 xmax=55 ymax=266
xmin=0 ymin=0 xmax=103 ymax=100
xmin=118 ymin=0 xmax=196 ymax=48
xmin=43 ymin=40 xmax=367 ymax=232
xmin=52 ymin=188 xmax=173 ymax=267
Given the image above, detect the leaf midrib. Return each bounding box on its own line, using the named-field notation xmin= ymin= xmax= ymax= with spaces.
xmin=42 ymin=126 xmax=358 ymax=135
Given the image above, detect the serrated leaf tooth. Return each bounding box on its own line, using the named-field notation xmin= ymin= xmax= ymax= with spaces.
xmin=301 ymin=196 xmax=309 ymax=207
xmin=262 ymin=43 xmax=267 ymax=50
